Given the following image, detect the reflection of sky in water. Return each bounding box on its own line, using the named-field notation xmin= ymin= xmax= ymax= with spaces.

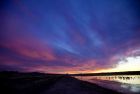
xmin=114 ymin=75 xmax=140 ymax=85
xmin=121 ymin=84 xmax=140 ymax=93
xmin=74 ymin=75 xmax=140 ymax=94
xmin=98 ymin=75 xmax=140 ymax=85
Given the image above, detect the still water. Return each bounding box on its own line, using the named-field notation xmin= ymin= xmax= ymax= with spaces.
xmin=74 ymin=75 xmax=140 ymax=94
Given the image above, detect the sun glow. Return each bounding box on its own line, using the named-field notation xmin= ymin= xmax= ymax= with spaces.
xmin=96 ymin=56 xmax=140 ymax=73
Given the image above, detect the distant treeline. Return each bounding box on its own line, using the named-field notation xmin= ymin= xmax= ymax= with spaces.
xmin=0 ymin=71 xmax=140 ymax=76
xmin=0 ymin=71 xmax=62 ymax=76
xmin=70 ymin=71 xmax=140 ymax=76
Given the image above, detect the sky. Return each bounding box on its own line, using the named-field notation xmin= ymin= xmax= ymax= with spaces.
xmin=0 ymin=0 xmax=140 ymax=73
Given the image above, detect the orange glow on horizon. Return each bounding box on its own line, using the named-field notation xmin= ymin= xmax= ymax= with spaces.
xmin=64 ymin=56 xmax=140 ymax=74
xmin=94 ymin=56 xmax=140 ymax=73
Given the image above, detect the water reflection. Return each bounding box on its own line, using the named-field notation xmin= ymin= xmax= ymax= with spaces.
xmin=103 ymin=75 xmax=139 ymax=84
xmin=74 ymin=75 xmax=140 ymax=94
xmin=121 ymin=84 xmax=140 ymax=93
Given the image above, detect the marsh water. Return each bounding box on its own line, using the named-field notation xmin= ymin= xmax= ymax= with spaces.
xmin=74 ymin=75 xmax=140 ymax=94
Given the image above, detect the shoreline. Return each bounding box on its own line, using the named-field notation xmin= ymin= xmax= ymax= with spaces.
xmin=0 ymin=72 xmax=122 ymax=94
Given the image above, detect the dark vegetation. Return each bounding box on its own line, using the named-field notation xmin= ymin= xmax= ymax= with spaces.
xmin=0 ymin=71 xmax=63 ymax=94
xmin=0 ymin=71 xmax=123 ymax=94
xmin=71 ymin=71 xmax=140 ymax=76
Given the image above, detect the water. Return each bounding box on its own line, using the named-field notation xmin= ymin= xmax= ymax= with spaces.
xmin=74 ymin=75 xmax=140 ymax=94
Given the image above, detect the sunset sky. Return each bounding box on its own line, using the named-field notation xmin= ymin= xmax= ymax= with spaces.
xmin=0 ymin=0 xmax=140 ymax=73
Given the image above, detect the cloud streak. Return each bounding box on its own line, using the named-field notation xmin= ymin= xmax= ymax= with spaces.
xmin=0 ymin=0 xmax=140 ymax=73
